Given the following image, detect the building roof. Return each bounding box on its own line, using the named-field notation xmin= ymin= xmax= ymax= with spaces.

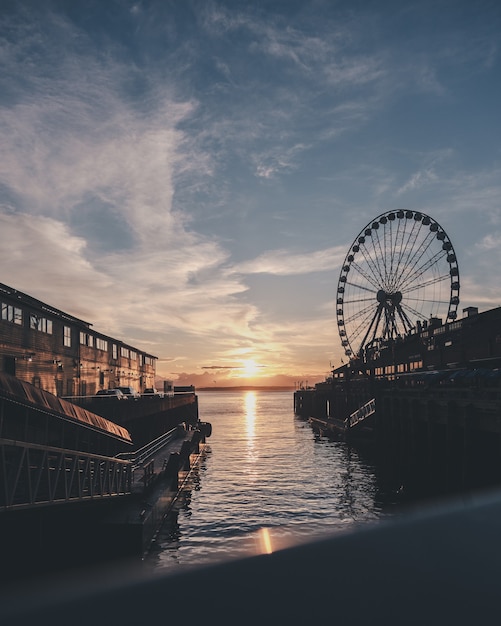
xmin=0 ymin=281 xmax=157 ymax=360
xmin=0 ymin=372 xmax=132 ymax=443
xmin=0 ymin=282 xmax=92 ymax=328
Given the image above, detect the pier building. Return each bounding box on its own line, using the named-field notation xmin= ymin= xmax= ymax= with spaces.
xmin=0 ymin=282 xmax=157 ymax=397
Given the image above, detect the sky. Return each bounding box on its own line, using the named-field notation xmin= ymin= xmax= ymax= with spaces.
xmin=0 ymin=0 xmax=500 ymax=388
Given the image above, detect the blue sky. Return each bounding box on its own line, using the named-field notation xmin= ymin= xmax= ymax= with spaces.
xmin=0 ymin=0 xmax=500 ymax=387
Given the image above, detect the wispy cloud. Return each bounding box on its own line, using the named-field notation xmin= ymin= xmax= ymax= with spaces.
xmin=232 ymin=246 xmax=346 ymax=276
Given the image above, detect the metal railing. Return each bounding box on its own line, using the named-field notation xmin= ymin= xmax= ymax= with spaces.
xmin=116 ymin=426 xmax=179 ymax=470
xmin=348 ymin=398 xmax=376 ymax=428
xmin=0 ymin=438 xmax=132 ymax=510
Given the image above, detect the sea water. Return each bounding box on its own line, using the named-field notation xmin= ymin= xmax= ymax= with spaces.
xmin=143 ymin=389 xmax=404 ymax=575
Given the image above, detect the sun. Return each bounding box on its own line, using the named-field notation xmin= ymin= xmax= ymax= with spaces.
xmin=242 ymin=359 xmax=259 ymax=378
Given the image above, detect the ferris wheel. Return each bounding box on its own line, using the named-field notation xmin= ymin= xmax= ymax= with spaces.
xmin=336 ymin=210 xmax=460 ymax=360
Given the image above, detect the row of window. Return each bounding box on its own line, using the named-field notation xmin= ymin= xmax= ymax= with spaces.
xmin=80 ymin=332 xmax=154 ymax=365
xmin=30 ymin=315 xmax=53 ymax=334
xmin=1 ymin=303 xmax=22 ymax=325
xmin=121 ymin=346 xmax=136 ymax=360
xmin=374 ymin=360 xmax=424 ymax=377
xmin=1 ymin=301 xmax=155 ymax=367
xmin=2 ymin=302 xmax=55 ymax=336
xmin=79 ymin=332 xmax=108 ymax=352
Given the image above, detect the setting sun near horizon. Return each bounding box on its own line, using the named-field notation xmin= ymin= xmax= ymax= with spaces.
xmin=241 ymin=359 xmax=260 ymax=378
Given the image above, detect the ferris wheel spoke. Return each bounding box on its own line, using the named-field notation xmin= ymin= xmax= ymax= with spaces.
xmin=403 ymin=272 xmax=450 ymax=295
xmin=398 ymin=231 xmax=438 ymax=289
xmin=348 ymin=261 xmax=383 ymax=291
xmin=343 ymin=301 xmax=377 ymax=325
xmin=399 ymin=248 xmax=448 ymax=292
xmin=369 ymin=227 xmax=390 ymax=286
xmin=343 ymin=278 xmax=378 ymax=294
xmin=403 ymin=295 xmax=453 ymax=306
xmin=400 ymin=301 xmax=432 ymax=321
xmin=390 ymin=220 xmax=429 ymax=293
xmin=356 ymin=242 xmax=388 ymax=288
xmin=342 ymin=296 xmax=378 ymax=307
xmin=346 ymin=305 xmax=381 ymax=347
xmin=390 ymin=219 xmax=406 ymax=281
xmin=390 ymin=219 xmax=419 ymax=289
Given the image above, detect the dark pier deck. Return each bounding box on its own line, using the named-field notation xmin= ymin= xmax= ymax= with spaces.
xmin=101 ymin=421 xmax=211 ymax=556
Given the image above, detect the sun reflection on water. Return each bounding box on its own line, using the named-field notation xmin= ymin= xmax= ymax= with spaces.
xmin=245 ymin=391 xmax=256 ymax=440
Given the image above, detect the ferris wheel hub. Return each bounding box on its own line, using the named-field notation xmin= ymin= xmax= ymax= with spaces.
xmin=377 ymin=290 xmax=402 ymax=306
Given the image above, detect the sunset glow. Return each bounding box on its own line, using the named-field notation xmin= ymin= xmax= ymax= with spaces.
xmin=241 ymin=359 xmax=259 ymax=378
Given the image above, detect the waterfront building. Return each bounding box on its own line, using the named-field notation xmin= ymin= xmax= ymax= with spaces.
xmin=321 ymin=305 xmax=501 ymax=390
xmin=0 ymin=282 xmax=157 ymax=397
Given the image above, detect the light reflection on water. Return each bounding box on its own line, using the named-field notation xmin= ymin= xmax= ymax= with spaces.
xmin=144 ymin=390 xmax=400 ymax=575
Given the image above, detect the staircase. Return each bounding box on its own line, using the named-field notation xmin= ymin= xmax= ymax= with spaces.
xmin=348 ymin=398 xmax=376 ymax=428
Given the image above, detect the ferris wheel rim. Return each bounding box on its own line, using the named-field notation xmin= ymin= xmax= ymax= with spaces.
xmin=336 ymin=210 xmax=460 ymax=360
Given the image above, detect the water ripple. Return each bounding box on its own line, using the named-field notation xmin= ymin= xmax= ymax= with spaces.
xmin=144 ymin=390 xmax=397 ymax=574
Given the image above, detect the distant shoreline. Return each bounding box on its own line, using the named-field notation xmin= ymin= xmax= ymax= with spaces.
xmin=197 ymin=385 xmax=294 ymax=391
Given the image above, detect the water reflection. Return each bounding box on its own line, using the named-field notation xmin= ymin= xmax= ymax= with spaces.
xmin=257 ymin=527 xmax=273 ymax=554
xmin=244 ymin=391 xmax=256 ymax=439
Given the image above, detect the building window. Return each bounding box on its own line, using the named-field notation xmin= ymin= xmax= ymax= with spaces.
xmin=130 ymin=350 xmax=137 ymax=361
xmin=64 ymin=326 xmax=71 ymax=347
xmin=96 ymin=338 xmax=108 ymax=352
xmin=30 ymin=314 xmax=52 ymax=334
xmin=112 ymin=344 xmax=118 ymax=360
xmin=80 ymin=332 xmax=94 ymax=347
xmin=1 ymin=303 xmax=22 ymax=325
xmin=120 ymin=346 xmax=129 ymax=358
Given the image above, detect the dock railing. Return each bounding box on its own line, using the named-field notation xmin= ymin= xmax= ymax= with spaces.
xmin=348 ymin=398 xmax=376 ymax=428
xmin=116 ymin=426 xmax=180 ymax=470
xmin=0 ymin=439 xmax=132 ymax=510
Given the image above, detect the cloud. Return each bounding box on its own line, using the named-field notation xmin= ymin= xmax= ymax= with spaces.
xmin=231 ymin=246 xmax=346 ymax=276
xmin=395 ymin=150 xmax=453 ymax=196
xmin=477 ymin=233 xmax=501 ymax=251
xmin=0 ymin=9 xmax=268 ymax=360
xmin=254 ymin=142 xmax=310 ymax=179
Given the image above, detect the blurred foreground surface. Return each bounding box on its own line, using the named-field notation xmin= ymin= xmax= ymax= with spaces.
xmin=2 ymin=487 xmax=501 ymax=625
